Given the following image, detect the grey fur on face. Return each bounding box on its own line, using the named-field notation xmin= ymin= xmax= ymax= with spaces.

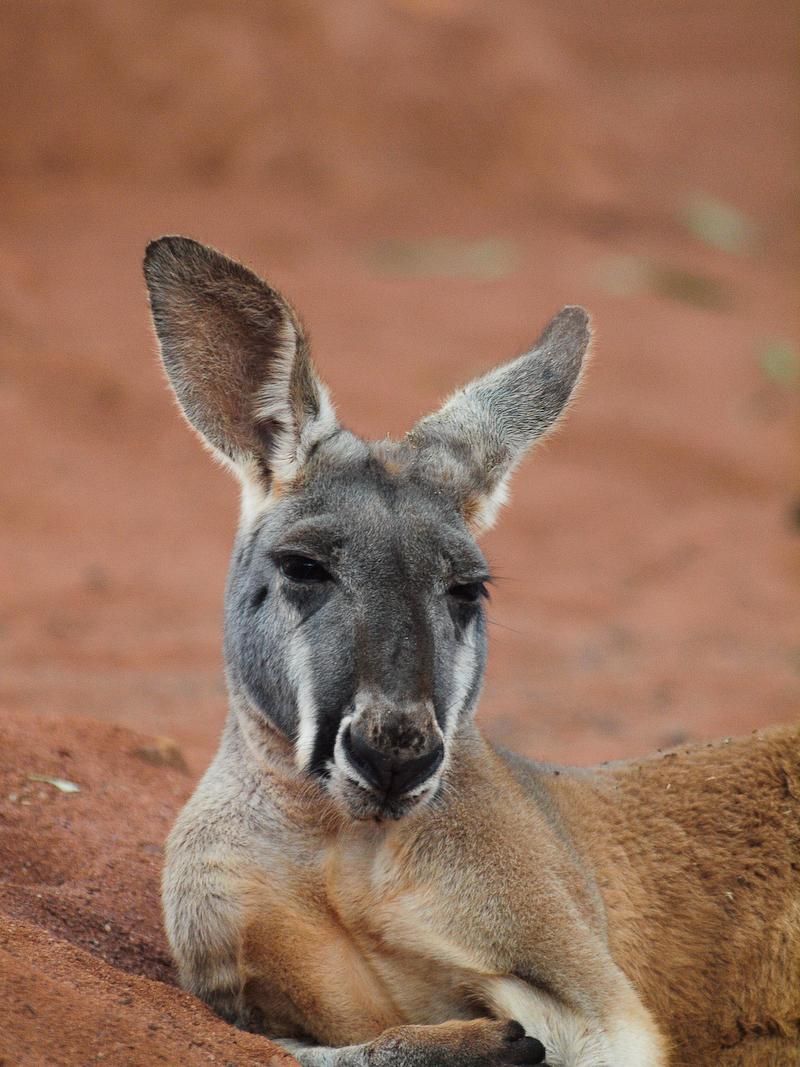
xmin=223 ymin=439 xmax=489 ymax=819
xmin=144 ymin=236 xmax=590 ymax=821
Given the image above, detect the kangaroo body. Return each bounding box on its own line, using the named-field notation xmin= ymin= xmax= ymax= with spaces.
xmin=145 ymin=237 xmax=800 ymax=1066
xmin=167 ymin=714 xmax=800 ymax=1066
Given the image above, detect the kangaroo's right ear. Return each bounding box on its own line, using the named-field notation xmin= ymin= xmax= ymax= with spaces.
xmin=143 ymin=236 xmax=337 ymax=495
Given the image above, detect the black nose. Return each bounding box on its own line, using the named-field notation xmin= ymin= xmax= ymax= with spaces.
xmin=343 ymin=727 xmax=444 ymax=798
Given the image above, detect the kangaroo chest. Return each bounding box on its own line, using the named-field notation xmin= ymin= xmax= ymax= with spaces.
xmin=242 ymin=823 xmax=493 ymax=1045
xmin=321 ymin=832 xmax=486 ymax=1026
xmin=245 ymin=818 xmax=629 ymax=1057
xmin=239 ymin=763 xmax=616 ymax=1048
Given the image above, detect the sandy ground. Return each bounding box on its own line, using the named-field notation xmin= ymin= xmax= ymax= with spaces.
xmin=0 ymin=1 xmax=797 ymax=1062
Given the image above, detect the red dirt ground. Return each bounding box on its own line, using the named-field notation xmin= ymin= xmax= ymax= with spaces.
xmin=0 ymin=1 xmax=797 ymax=1063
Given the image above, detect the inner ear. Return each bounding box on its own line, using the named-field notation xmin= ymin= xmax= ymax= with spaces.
xmin=144 ymin=235 xmax=336 ymax=490
xmin=408 ymin=305 xmax=591 ymax=533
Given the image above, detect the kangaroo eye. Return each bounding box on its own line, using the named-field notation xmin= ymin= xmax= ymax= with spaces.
xmin=279 ymin=555 xmax=331 ymax=584
xmin=448 ymin=581 xmax=488 ymax=604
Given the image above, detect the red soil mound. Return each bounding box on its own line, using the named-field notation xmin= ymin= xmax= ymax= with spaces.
xmin=0 ymin=712 xmax=294 ymax=1065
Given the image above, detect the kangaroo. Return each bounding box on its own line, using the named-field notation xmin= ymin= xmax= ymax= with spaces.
xmin=144 ymin=236 xmax=800 ymax=1067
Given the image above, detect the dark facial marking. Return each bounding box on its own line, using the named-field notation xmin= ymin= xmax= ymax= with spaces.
xmin=250 ymin=586 xmax=269 ymax=610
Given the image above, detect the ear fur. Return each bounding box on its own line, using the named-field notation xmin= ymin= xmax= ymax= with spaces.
xmin=143 ymin=236 xmax=337 ymax=497
xmin=409 ymin=306 xmax=591 ymax=532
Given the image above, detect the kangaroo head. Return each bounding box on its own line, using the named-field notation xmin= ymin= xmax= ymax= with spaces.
xmin=144 ymin=236 xmax=590 ymax=821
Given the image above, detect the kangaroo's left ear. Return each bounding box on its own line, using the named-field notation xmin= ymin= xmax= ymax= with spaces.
xmin=408 ymin=306 xmax=591 ymax=533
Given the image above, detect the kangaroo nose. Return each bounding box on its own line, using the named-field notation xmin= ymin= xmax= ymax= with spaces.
xmin=343 ymin=726 xmax=444 ymax=798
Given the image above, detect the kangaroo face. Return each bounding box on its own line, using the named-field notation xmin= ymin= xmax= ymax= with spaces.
xmin=225 ymin=437 xmax=490 ymax=819
xmin=144 ymin=236 xmax=590 ymax=821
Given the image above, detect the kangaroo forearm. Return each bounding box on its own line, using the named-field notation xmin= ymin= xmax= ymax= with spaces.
xmin=276 ymin=1019 xmax=547 ymax=1067
xmin=276 ymin=1038 xmax=370 ymax=1067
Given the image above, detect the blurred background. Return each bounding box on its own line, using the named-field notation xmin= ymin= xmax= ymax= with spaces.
xmin=1 ymin=0 xmax=798 ymax=773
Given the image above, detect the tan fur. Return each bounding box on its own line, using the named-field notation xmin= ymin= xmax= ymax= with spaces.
xmin=461 ymin=495 xmax=482 ymax=527
xmin=164 ymin=716 xmax=800 ymax=1065
xmin=557 ymin=728 xmax=800 ymax=1059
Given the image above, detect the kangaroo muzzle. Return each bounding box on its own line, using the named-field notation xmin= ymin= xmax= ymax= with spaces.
xmin=331 ymin=696 xmax=446 ymax=819
xmin=342 ymin=723 xmax=444 ymax=799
